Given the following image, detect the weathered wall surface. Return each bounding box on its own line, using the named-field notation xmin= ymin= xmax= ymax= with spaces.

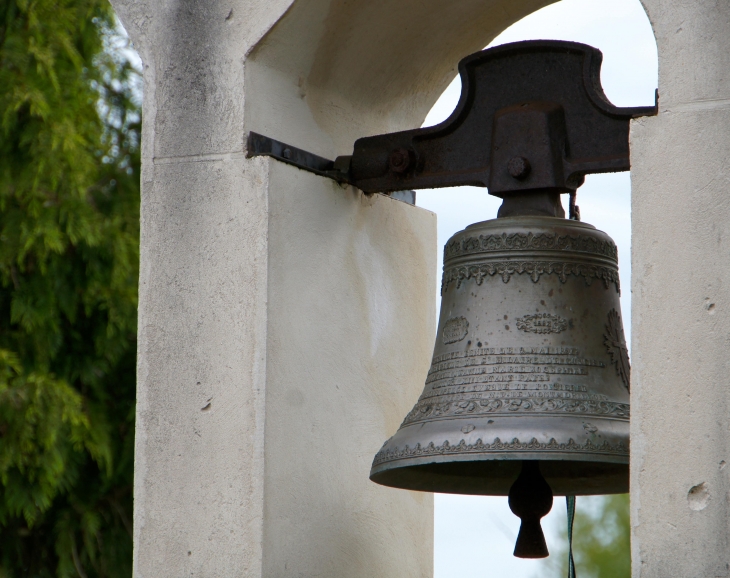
xmin=133 ymin=152 xmax=270 ymax=576
xmin=133 ymin=147 xmax=438 ymax=577
xmin=632 ymin=1 xmax=730 ymax=576
xmin=109 ymin=2 xmax=280 ymax=575
xmin=264 ymin=163 xmax=436 ymax=576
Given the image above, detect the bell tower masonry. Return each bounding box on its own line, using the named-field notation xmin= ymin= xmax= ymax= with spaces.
xmin=107 ymin=0 xmax=566 ymax=574
xmin=631 ymin=1 xmax=730 ymax=575
xmin=109 ymin=0 xmax=730 ymax=576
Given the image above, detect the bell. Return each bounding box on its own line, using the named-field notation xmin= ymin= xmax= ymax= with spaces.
xmin=352 ymin=40 xmax=646 ymax=560
xmin=370 ymin=211 xmax=630 ymax=557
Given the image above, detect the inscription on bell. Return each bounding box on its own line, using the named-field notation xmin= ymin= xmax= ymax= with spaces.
xmin=443 ymin=316 xmax=469 ymax=344
xmin=516 ymin=313 xmax=568 ymax=334
xmin=424 ymin=346 xmax=607 ymax=402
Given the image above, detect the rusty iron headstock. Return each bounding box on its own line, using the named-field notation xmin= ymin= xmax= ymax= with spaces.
xmin=346 ymin=41 xmax=656 ymax=195
xmin=248 ymin=40 xmax=656 ymax=216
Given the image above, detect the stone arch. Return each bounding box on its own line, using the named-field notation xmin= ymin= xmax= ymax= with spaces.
xmin=245 ymin=0 xmax=558 ymax=157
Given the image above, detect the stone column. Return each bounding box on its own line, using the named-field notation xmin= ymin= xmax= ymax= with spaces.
xmin=108 ymin=0 xmax=558 ymax=575
xmin=632 ymin=1 xmax=730 ymax=575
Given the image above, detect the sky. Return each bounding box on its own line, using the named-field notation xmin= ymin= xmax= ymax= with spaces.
xmin=418 ymin=1 xmax=658 ymax=576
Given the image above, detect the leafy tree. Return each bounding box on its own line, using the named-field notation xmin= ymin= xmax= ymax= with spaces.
xmin=542 ymin=494 xmax=631 ymax=578
xmin=0 ymin=0 xmax=140 ymax=575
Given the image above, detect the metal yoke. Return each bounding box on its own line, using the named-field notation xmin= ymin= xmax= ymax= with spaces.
xmin=247 ymin=40 xmax=657 ymax=204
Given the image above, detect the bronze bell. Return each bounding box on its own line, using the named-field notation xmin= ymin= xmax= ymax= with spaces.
xmin=341 ymin=41 xmax=654 ymax=561
xmin=370 ymin=211 xmax=630 ymax=557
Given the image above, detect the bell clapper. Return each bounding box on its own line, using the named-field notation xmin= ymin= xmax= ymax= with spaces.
xmin=508 ymin=461 xmax=554 ymax=559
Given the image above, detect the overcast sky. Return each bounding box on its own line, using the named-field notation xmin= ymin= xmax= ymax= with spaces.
xmin=418 ymin=1 xmax=658 ymax=576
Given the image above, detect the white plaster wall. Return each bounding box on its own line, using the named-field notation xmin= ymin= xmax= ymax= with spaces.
xmin=134 ymin=147 xmax=438 ymax=577
xmin=264 ymin=162 xmax=436 ymax=576
xmin=110 ymin=0 xmax=443 ymax=575
xmin=632 ymin=1 xmax=730 ymax=576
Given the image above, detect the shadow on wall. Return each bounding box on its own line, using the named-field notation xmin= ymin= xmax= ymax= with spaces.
xmin=245 ymin=0 xmax=559 ymax=158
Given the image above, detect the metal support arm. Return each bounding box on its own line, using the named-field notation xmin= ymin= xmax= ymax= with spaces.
xmin=247 ymin=40 xmax=657 ymax=212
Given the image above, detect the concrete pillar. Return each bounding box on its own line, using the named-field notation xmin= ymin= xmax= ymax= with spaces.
xmin=109 ymin=0 xmax=557 ymax=575
xmin=632 ymin=1 xmax=730 ymax=575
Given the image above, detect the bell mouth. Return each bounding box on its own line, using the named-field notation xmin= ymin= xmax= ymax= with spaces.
xmin=370 ymin=413 xmax=629 ymax=496
xmin=370 ymin=457 xmax=628 ymax=496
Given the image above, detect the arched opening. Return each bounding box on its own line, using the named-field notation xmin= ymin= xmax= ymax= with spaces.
xmin=111 ymin=0 xmax=730 ymax=572
xmin=247 ymin=0 xmax=658 ymax=576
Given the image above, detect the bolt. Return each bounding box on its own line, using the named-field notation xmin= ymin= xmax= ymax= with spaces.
xmin=389 ymin=148 xmax=414 ymax=174
xmin=282 ymin=148 xmax=292 ymax=159
xmin=508 ymin=156 xmax=531 ymax=180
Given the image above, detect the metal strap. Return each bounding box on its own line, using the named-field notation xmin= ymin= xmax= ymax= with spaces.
xmin=246 ymin=132 xmax=352 ymax=184
xmin=567 ymin=496 xmax=577 ymax=578
xmin=246 ymin=132 xmax=416 ymax=205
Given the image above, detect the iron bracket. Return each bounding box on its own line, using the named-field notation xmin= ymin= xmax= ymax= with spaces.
xmin=246 ymin=132 xmax=416 ymax=205
xmin=346 ymin=40 xmax=657 ymax=197
xmin=246 ymin=131 xmax=352 ymax=184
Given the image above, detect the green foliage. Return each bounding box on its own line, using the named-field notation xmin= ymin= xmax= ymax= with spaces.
xmin=542 ymin=495 xmax=631 ymax=578
xmin=0 ymin=0 xmax=140 ymax=575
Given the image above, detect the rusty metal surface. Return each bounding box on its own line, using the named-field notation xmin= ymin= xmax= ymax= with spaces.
xmin=347 ymin=40 xmax=657 ymax=195
xmin=370 ymin=216 xmax=630 ymax=496
xmin=246 ymin=131 xmax=352 ymax=183
xmin=245 ymin=132 xmax=418 ymax=205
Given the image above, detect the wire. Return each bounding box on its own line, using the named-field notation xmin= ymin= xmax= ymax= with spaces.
xmin=567 ymin=496 xmax=577 ymax=578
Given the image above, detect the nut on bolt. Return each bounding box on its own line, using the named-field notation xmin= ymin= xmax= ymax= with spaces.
xmin=508 ymin=156 xmax=531 ymax=180
xmin=389 ymin=148 xmax=415 ymax=174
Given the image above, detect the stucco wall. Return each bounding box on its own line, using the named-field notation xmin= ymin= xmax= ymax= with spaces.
xmin=264 ymin=163 xmax=436 ymax=576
